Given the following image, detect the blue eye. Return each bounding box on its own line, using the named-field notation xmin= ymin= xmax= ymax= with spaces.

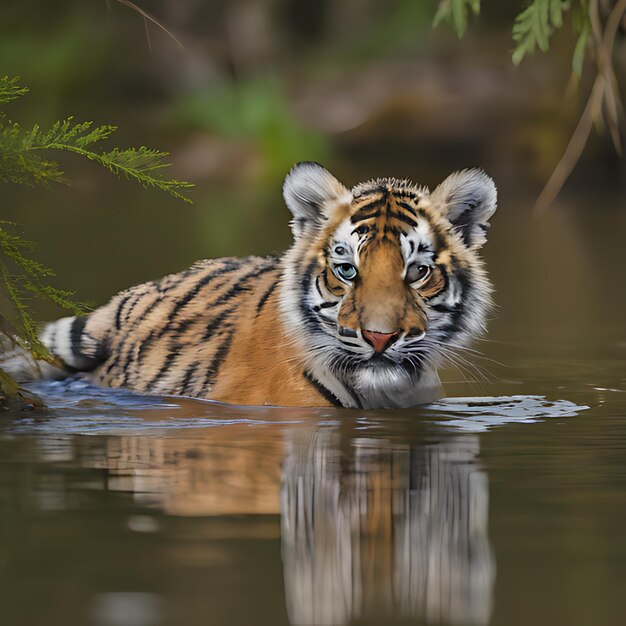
xmin=335 ymin=263 xmax=357 ymax=281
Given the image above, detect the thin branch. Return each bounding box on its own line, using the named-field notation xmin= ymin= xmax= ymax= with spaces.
xmin=533 ymin=0 xmax=625 ymax=214
xmin=113 ymin=0 xmax=184 ymax=49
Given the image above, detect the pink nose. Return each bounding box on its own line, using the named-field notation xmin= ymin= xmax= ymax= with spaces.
xmin=362 ymin=329 xmax=400 ymax=353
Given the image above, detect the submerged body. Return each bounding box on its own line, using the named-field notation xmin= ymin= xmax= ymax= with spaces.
xmin=4 ymin=163 xmax=497 ymax=408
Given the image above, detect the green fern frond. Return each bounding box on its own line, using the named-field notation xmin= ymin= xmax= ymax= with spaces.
xmin=512 ymin=0 xmax=571 ymax=65
xmin=0 ymin=262 xmax=50 ymax=360
xmin=22 ymin=281 xmax=87 ymax=315
xmin=0 ymin=221 xmax=87 ymax=361
xmin=0 ymin=115 xmax=193 ymax=201
xmin=0 ymin=78 xmax=194 ymax=391
xmin=433 ymin=0 xmax=481 ymax=38
xmin=0 ymin=122 xmax=65 ymax=186
xmin=0 ymin=76 xmax=29 ymax=106
xmin=0 ymin=224 xmax=53 ymax=279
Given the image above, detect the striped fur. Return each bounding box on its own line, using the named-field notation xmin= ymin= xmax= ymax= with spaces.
xmin=4 ymin=163 xmax=497 ymax=408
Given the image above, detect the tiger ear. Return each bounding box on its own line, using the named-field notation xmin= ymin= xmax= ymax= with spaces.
xmin=430 ymin=169 xmax=497 ymax=249
xmin=283 ymin=162 xmax=352 ymax=238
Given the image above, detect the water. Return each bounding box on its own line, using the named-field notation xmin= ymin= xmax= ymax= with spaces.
xmin=1 ymin=178 xmax=625 ymax=625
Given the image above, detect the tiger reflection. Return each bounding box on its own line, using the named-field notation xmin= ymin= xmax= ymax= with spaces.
xmin=281 ymin=431 xmax=494 ymax=625
xmin=79 ymin=424 xmax=493 ymax=625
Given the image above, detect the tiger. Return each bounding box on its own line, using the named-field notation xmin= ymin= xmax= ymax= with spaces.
xmin=3 ymin=162 xmax=497 ymax=408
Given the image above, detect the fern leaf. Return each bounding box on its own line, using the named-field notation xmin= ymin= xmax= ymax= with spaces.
xmin=433 ymin=0 xmax=481 ymax=38
xmin=0 ymin=76 xmax=28 ymax=106
xmin=22 ymin=281 xmax=87 ymax=315
xmin=19 ymin=119 xmax=194 ymax=202
xmin=0 ymin=109 xmax=192 ymax=200
xmin=0 ymin=263 xmax=50 ymax=360
xmin=0 ymin=225 xmax=53 ymax=279
xmin=512 ymin=0 xmax=571 ymax=65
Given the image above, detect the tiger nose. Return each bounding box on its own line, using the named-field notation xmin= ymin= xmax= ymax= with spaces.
xmin=362 ymin=329 xmax=400 ymax=353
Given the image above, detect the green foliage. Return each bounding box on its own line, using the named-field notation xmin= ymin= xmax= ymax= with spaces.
xmin=512 ymin=0 xmax=571 ymax=64
xmin=433 ymin=0 xmax=481 ymax=38
xmin=0 ymin=220 xmax=87 ymax=360
xmin=174 ymin=78 xmax=329 ymax=181
xmin=433 ymin=0 xmax=592 ymax=76
xmin=0 ymin=79 xmax=193 ymax=200
xmin=0 ymin=76 xmax=28 ymax=106
xmin=571 ymin=0 xmax=591 ymax=76
xmin=0 ymin=77 xmax=193 ymax=395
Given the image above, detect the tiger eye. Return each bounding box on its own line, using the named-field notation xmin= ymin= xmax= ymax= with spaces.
xmin=406 ymin=263 xmax=431 ymax=284
xmin=334 ymin=246 xmax=346 ymax=255
xmin=334 ymin=263 xmax=358 ymax=281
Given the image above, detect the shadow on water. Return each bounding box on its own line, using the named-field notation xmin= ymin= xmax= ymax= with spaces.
xmin=0 ymin=380 xmax=590 ymax=626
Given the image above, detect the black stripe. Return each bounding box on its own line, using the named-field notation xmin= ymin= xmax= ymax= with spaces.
xmin=201 ymin=330 xmax=236 ymax=394
xmin=122 ymin=288 xmax=151 ymax=325
xmin=180 ymin=361 xmax=200 ymax=395
xmin=47 ymin=324 xmax=58 ymax=354
xmin=70 ymin=316 xmax=87 ymax=356
xmin=312 ymin=301 xmax=338 ymax=312
xmin=338 ymin=340 xmax=361 ymax=348
xmin=351 ymin=197 xmax=385 ymax=218
xmin=298 ymin=262 xmax=327 ymax=335
xmin=303 ymin=370 xmax=343 ymax=407
xmin=167 ymin=261 xmax=242 ymax=323
xmin=393 ymin=190 xmax=421 ymax=202
xmin=395 ymin=200 xmax=419 ymax=215
xmin=422 ymin=265 xmax=449 ymax=301
xmin=391 ymin=211 xmax=418 ymax=227
xmin=201 ymin=305 xmax=238 ymax=341
xmin=211 ymin=263 xmax=276 ymax=310
xmin=148 ymin=347 xmax=181 ymax=389
xmin=256 ymin=279 xmax=279 ymax=315
xmin=321 ymin=268 xmax=344 ymax=295
xmin=314 ymin=275 xmax=325 ymax=298
xmin=69 ymin=315 xmax=102 ymax=371
xmin=351 ymin=209 xmax=381 ymax=223
xmin=102 ymin=352 xmax=122 ymax=377
xmin=431 ymin=303 xmax=461 ymax=313
xmin=114 ymin=293 xmax=135 ymax=330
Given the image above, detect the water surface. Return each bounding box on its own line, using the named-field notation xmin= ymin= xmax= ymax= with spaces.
xmin=1 ymin=185 xmax=625 ymax=625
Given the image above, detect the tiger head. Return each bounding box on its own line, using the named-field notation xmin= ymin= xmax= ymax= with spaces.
xmin=280 ymin=162 xmax=497 ymax=409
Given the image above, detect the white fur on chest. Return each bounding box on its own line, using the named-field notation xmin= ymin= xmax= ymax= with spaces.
xmin=353 ymin=367 xmax=443 ymax=409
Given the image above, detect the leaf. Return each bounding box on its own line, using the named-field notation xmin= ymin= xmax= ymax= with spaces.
xmin=512 ymin=0 xmax=572 ymax=65
xmin=432 ymin=0 xmax=481 ymax=38
xmin=572 ymin=21 xmax=590 ymax=76
xmin=0 ymin=116 xmax=193 ymax=201
xmin=0 ymin=76 xmax=28 ymax=106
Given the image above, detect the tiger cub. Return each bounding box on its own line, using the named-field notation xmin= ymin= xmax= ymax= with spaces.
xmin=7 ymin=163 xmax=497 ymax=408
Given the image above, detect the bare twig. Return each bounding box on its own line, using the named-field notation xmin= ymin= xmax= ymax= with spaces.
xmin=113 ymin=0 xmax=184 ymax=49
xmin=534 ymin=0 xmax=625 ymax=214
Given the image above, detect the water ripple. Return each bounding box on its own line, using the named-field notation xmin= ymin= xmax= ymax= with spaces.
xmin=0 ymin=379 xmax=591 ymax=435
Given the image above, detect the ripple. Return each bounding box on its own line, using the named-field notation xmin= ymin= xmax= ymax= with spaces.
xmin=1 ymin=379 xmax=591 ymax=435
xmin=425 ymin=394 xmax=590 ymax=432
